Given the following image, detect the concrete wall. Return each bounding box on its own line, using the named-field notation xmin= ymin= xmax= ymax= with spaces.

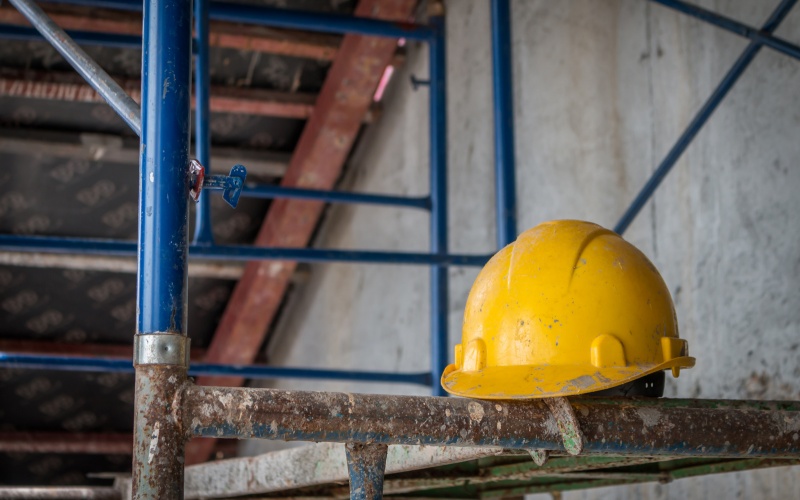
xmin=249 ymin=0 xmax=800 ymax=497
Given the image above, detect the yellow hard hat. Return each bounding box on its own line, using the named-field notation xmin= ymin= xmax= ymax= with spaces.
xmin=441 ymin=220 xmax=695 ymax=399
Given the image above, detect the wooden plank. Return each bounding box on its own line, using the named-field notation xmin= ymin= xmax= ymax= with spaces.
xmin=184 ymin=0 xmax=417 ymax=465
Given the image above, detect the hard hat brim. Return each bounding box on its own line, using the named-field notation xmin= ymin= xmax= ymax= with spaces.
xmin=440 ymin=356 xmax=696 ymax=400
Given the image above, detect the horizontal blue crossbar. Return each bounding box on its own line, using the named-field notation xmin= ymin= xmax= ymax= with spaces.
xmin=46 ymin=0 xmax=435 ymax=40
xmin=0 ymin=353 xmax=433 ymax=386
xmin=0 ymin=235 xmax=490 ymax=267
xmin=241 ymin=185 xmax=432 ymax=210
xmin=0 ymin=23 xmax=141 ymax=48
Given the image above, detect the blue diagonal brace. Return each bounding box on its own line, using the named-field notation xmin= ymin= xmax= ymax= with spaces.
xmin=614 ymin=0 xmax=798 ymax=235
xmin=652 ymin=0 xmax=800 ymax=61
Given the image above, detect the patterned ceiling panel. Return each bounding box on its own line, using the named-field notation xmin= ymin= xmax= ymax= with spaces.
xmin=0 ymin=452 xmax=129 ymax=487
xmin=0 ymin=0 xmax=359 ymax=487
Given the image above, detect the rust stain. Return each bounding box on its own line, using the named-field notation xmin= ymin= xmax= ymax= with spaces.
xmin=132 ymin=365 xmax=188 ymax=498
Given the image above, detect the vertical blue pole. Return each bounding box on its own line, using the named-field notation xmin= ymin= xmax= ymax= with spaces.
xmin=429 ymin=9 xmax=448 ymax=397
xmin=490 ymin=0 xmax=517 ymax=248
xmin=138 ymin=0 xmax=192 ymax=334
xmin=133 ymin=0 xmax=192 ymax=497
xmin=193 ymin=0 xmax=214 ymax=245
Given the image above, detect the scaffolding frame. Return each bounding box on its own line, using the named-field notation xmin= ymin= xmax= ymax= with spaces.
xmin=0 ymin=0 xmax=799 ymax=498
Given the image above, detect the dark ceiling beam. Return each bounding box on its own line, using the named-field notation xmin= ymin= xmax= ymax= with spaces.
xmin=0 ymin=339 xmax=207 ymax=361
xmin=0 ymin=248 xmax=312 ymax=281
xmin=0 ymin=252 xmax=245 ymax=279
xmin=0 ymin=431 xmax=132 ymax=454
xmin=183 ymin=0 xmax=418 ymax=466
xmin=0 ymin=127 xmax=290 ymax=178
xmin=0 ymin=3 xmax=340 ymax=60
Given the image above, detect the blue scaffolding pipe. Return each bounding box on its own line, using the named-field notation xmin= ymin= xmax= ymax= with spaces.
xmin=137 ymin=0 xmax=192 ymax=335
xmin=0 ymin=235 xmax=490 ymax=267
xmin=429 ymin=13 xmax=448 ymax=397
xmin=0 ymin=23 xmax=141 ymax=48
xmin=0 ymin=353 xmax=432 ymax=386
xmin=614 ymin=0 xmax=798 ymax=235
xmin=240 ymin=185 xmax=432 ymax=210
xmin=192 ymin=0 xmax=214 ymax=245
xmin=48 ymin=0 xmax=435 ymax=40
xmin=651 ymin=0 xmax=800 ymax=61
xmin=133 ymin=1 xmax=193 ymax=496
xmin=491 ymin=0 xmax=518 ymax=248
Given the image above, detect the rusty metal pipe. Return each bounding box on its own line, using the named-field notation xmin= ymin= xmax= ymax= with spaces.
xmin=132 ymin=365 xmax=187 ymax=499
xmin=184 ymin=386 xmax=800 ymax=458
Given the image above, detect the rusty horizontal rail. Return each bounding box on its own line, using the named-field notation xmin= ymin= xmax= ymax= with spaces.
xmin=184 ymin=386 xmax=800 ymax=458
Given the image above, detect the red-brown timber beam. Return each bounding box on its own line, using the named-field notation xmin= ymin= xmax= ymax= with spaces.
xmin=0 ymin=3 xmax=340 ymax=60
xmin=0 ymin=72 xmax=317 ymax=119
xmin=0 ymin=431 xmax=132 ymax=454
xmin=184 ymin=0 xmax=418 ymax=465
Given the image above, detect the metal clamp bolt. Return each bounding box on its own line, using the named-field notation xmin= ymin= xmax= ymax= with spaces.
xmin=188 ymin=159 xmax=248 ymax=208
xmin=410 ymin=74 xmax=431 ymax=91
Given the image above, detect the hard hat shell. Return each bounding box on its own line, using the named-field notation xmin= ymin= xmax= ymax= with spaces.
xmin=441 ymin=220 xmax=694 ymax=399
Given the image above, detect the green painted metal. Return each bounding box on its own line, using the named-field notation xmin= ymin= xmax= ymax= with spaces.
xmin=479 ymin=478 xmax=643 ymax=499
xmin=484 ymin=455 xmax=657 ymax=478
xmin=375 ymin=455 xmax=800 ymax=499
xmin=667 ymin=458 xmax=800 ymax=480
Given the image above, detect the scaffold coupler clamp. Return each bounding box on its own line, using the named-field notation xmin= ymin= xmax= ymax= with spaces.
xmin=188 ymin=159 xmax=248 ymax=208
xmin=528 ymin=397 xmax=585 ymax=466
xmin=133 ymin=333 xmax=191 ymax=368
